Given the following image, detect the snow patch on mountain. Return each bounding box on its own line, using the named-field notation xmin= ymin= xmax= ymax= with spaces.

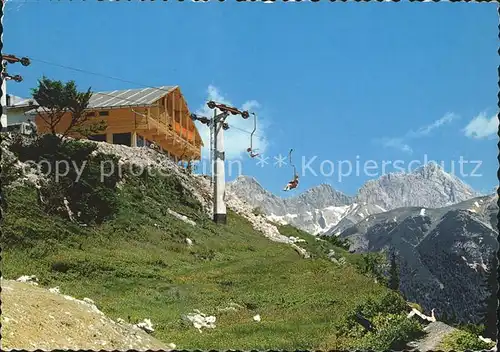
xmin=337 ymin=194 xmax=498 ymax=324
xmin=355 ymin=162 xmax=480 ymax=210
xmin=229 ymin=163 xmax=480 ymax=236
xmin=227 ymin=176 xmax=352 ymax=234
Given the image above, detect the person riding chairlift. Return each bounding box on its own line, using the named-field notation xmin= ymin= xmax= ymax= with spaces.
xmin=283 ymin=174 xmax=299 ymax=191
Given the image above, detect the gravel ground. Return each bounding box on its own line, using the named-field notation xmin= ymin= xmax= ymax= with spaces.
xmin=407 ymin=321 xmax=457 ymax=351
xmin=1 ymin=279 xmax=173 ymax=351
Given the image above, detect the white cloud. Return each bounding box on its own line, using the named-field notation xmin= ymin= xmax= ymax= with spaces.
xmin=408 ymin=113 xmax=458 ymax=137
xmin=463 ymin=112 xmax=498 ymax=139
xmin=378 ymin=137 xmax=413 ymax=154
xmin=194 ymin=85 xmax=270 ymax=160
xmin=377 ymin=112 xmax=459 ymax=154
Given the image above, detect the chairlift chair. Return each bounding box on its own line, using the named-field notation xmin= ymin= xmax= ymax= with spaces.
xmin=247 ymin=112 xmax=260 ymax=158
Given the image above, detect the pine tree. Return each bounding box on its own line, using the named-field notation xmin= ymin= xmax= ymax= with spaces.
xmin=481 ymin=254 xmax=498 ymax=339
xmin=31 ymin=76 xmax=106 ymax=141
xmin=388 ymin=251 xmax=400 ymax=291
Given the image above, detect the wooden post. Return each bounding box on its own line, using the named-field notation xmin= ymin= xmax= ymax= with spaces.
xmin=181 ymin=95 xmax=188 ymax=141
xmin=131 ymin=131 xmax=137 ymax=147
xmin=172 ymin=90 xmax=176 ymax=124
xmin=182 ymin=96 xmax=192 ymax=143
xmin=167 ymin=95 xmax=169 ymax=138
xmin=146 ymin=107 xmax=151 ymax=130
xmin=170 ymin=91 xmax=174 ymax=129
xmin=106 ymin=132 xmax=113 ymax=144
xmin=172 ymin=90 xmax=176 ymax=148
xmin=182 ymin=110 xmax=187 ymax=141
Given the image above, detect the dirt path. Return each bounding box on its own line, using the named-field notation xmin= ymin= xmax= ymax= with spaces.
xmin=1 ymin=279 xmax=172 ymax=351
xmin=407 ymin=321 xmax=457 ymax=351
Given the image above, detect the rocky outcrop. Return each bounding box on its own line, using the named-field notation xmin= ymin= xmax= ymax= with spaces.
xmin=4 ymin=138 xmax=310 ymax=260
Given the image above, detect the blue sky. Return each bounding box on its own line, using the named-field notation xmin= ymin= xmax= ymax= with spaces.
xmin=4 ymin=1 xmax=498 ymax=196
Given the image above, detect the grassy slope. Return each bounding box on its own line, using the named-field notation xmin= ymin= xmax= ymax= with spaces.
xmin=2 ymin=172 xmax=399 ymax=350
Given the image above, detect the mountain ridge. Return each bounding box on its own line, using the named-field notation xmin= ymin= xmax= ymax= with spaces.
xmin=228 ymin=162 xmax=482 ymax=235
xmin=334 ymin=193 xmax=498 ymax=325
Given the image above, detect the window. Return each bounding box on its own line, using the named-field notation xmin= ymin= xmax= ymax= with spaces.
xmin=99 ymin=111 xmax=109 ymax=116
xmin=89 ymin=134 xmax=106 ymax=142
xmin=86 ymin=111 xmax=96 ymax=117
xmin=113 ymin=132 xmax=132 ymax=146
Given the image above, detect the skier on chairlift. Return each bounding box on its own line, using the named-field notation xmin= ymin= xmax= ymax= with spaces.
xmin=283 ymin=149 xmax=299 ymax=191
xmin=283 ymin=173 xmax=299 ymax=191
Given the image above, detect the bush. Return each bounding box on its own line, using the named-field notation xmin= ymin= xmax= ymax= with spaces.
xmin=440 ymin=329 xmax=495 ymax=351
xmin=10 ymin=135 xmax=121 ymax=224
xmin=407 ymin=301 xmax=423 ymax=312
xmin=318 ymin=234 xmax=350 ymax=250
xmin=356 ymin=290 xmax=409 ymax=318
xmin=334 ymin=290 xmax=422 ymax=350
xmin=458 ymin=323 xmax=486 ymax=336
xmin=336 ymin=311 xmax=424 ymax=350
xmin=349 ymin=252 xmax=388 ymax=285
xmin=360 ymin=313 xmax=424 ymax=350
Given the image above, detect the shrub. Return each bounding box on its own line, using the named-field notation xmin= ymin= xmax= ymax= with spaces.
xmin=318 ymin=234 xmax=350 ymax=250
xmin=51 ymin=260 xmax=71 ymax=273
xmin=355 ymin=290 xmax=409 ymax=318
xmin=440 ymin=329 xmax=495 ymax=351
xmin=335 ymin=290 xmax=422 ymax=350
xmin=458 ymin=323 xmax=486 ymax=336
xmin=10 ymin=135 xmax=121 ymax=224
xmin=407 ymin=301 xmax=423 ymax=312
xmin=360 ymin=313 xmax=424 ymax=350
xmin=349 ymin=252 xmax=388 ymax=285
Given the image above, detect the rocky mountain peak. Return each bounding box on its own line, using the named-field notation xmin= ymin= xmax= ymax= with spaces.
xmin=355 ymin=162 xmax=479 ymax=210
xmin=414 ymin=162 xmax=447 ymax=179
xmin=234 ymin=175 xmax=262 ymax=187
xmin=293 ymin=183 xmax=352 ymax=208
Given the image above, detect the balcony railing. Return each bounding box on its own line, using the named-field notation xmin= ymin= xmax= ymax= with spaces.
xmin=136 ymin=111 xmax=201 ymax=151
